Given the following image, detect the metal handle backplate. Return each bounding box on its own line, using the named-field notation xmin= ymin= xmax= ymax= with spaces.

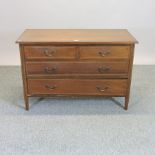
xmin=44 ymin=49 xmax=56 ymax=57
xmin=98 ymin=66 xmax=110 ymax=73
xmin=44 ymin=67 xmax=57 ymax=74
xmin=96 ymin=86 xmax=108 ymax=92
xmin=98 ymin=51 xmax=110 ymax=57
xmin=45 ymin=85 xmax=57 ymax=90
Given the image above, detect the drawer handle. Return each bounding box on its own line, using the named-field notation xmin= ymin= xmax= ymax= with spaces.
xmin=44 ymin=67 xmax=57 ymax=74
xmin=96 ymin=86 xmax=108 ymax=92
xmin=44 ymin=49 xmax=56 ymax=57
xmin=45 ymin=85 xmax=57 ymax=90
xmin=98 ymin=66 xmax=110 ymax=73
xmin=98 ymin=51 xmax=110 ymax=57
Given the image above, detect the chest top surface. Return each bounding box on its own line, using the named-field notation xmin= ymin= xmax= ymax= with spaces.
xmin=16 ymin=29 xmax=138 ymax=44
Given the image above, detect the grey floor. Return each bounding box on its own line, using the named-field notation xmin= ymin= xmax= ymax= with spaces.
xmin=0 ymin=65 xmax=155 ymax=155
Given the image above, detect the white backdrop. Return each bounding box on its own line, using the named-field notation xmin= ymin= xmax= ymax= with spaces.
xmin=0 ymin=0 xmax=155 ymax=65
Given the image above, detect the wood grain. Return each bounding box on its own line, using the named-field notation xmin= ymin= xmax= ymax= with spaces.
xmin=28 ymin=79 xmax=127 ymax=96
xmin=24 ymin=46 xmax=76 ymax=60
xmin=26 ymin=61 xmax=129 ymax=75
xmin=79 ymin=45 xmax=130 ymax=60
xmin=16 ymin=29 xmax=138 ymax=44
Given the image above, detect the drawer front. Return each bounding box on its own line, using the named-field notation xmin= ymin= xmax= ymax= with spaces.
xmin=26 ymin=62 xmax=129 ymax=75
xmin=79 ymin=46 xmax=130 ymax=60
xmin=28 ymin=79 xmax=127 ymax=95
xmin=24 ymin=46 xmax=76 ymax=60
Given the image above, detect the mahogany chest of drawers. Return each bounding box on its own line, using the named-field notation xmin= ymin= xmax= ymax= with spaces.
xmin=16 ymin=29 xmax=138 ymax=110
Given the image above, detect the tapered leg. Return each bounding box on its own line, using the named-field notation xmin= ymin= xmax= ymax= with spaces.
xmin=124 ymin=96 xmax=129 ymax=110
xmin=24 ymin=96 xmax=29 ymax=111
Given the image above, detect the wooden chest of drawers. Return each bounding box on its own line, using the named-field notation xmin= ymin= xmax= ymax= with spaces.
xmin=16 ymin=29 xmax=138 ymax=110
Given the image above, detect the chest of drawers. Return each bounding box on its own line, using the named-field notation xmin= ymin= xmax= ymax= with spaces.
xmin=16 ymin=29 xmax=138 ymax=110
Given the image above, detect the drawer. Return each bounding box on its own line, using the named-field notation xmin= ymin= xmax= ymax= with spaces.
xmin=28 ymin=79 xmax=127 ymax=96
xmin=26 ymin=62 xmax=129 ymax=75
xmin=24 ymin=46 xmax=76 ymax=60
xmin=79 ymin=46 xmax=130 ymax=60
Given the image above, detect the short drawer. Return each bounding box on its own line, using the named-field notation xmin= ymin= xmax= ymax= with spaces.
xmin=26 ymin=62 xmax=129 ymax=75
xmin=24 ymin=46 xmax=76 ymax=60
xmin=79 ymin=46 xmax=130 ymax=60
xmin=28 ymin=79 xmax=127 ymax=96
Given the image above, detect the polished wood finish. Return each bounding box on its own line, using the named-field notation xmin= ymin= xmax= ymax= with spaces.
xmin=16 ymin=29 xmax=138 ymax=44
xmin=26 ymin=62 xmax=128 ymax=75
xmin=19 ymin=45 xmax=29 ymax=110
xmin=79 ymin=46 xmax=130 ymax=60
xmin=24 ymin=46 xmax=76 ymax=60
xmin=28 ymin=79 xmax=127 ymax=95
xmin=17 ymin=29 xmax=138 ymax=110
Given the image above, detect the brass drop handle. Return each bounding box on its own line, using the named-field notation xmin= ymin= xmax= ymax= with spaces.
xmin=96 ymin=86 xmax=108 ymax=92
xmin=44 ymin=49 xmax=56 ymax=57
xmin=44 ymin=67 xmax=57 ymax=73
xmin=98 ymin=51 xmax=110 ymax=57
xmin=45 ymin=85 xmax=57 ymax=90
xmin=98 ymin=66 xmax=110 ymax=73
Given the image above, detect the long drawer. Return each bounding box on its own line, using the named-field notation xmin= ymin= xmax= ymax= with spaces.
xmin=79 ymin=46 xmax=130 ymax=60
xmin=24 ymin=46 xmax=76 ymax=60
xmin=28 ymin=79 xmax=127 ymax=96
xmin=26 ymin=62 xmax=129 ymax=75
